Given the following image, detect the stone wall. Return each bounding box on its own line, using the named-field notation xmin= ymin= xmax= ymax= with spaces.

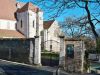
xmin=0 ymin=39 xmax=32 ymax=64
xmin=64 ymin=40 xmax=85 ymax=72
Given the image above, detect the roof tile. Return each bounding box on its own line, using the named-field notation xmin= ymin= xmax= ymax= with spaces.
xmin=43 ymin=20 xmax=54 ymax=29
xmin=17 ymin=2 xmax=41 ymax=13
xmin=0 ymin=29 xmax=25 ymax=38
xmin=0 ymin=0 xmax=16 ymax=20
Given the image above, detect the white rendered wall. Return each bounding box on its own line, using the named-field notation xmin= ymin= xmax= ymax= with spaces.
xmin=38 ymin=11 xmax=43 ymax=36
xmin=0 ymin=19 xmax=16 ymax=30
xmin=44 ymin=21 xmax=61 ymax=52
xmin=28 ymin=10 xmax=43 ymax=38
xmin=17 ymin=10 xmax=43 ymax=38
xmin=28 ymin=10 xmax=36 ymax=38
xmin=17 ymin=11 xmax=28 ymax=37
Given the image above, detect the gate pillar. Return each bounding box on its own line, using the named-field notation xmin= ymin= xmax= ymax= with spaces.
xmin=59 ymin=36 xmax=65 ymax=67
xmin=29 ymin=38 xmax=34 ymax=64
xmin=34 ymin=36 xmax=41 ymax=65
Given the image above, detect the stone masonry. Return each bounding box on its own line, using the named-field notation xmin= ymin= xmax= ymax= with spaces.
xmin=59 ymin=38 xmax=86 ymax=73
xmin=65 ymin=40 xmax=85 ymax=72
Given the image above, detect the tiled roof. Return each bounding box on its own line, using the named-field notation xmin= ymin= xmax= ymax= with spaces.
xmin=17 ymin=2 xmax=41 ymax=13
xmin=43 ymin=20 xmax=54 ymax=29
xmin=0 ymin=29 xmax=25 ymax=38
xmin=0 ymin=0 xmax=16 ymax=20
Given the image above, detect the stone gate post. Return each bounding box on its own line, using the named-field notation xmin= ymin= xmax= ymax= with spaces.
xmin=29 ymin=39 xmax=34 ymax=64
xmin=59 ymin=36 xmax=65 ymax=67
xmin=34 ymin=36 xmax=41 ymax=65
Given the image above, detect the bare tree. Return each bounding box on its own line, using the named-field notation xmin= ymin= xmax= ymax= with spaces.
xmin=32 ymin=0 xmax=100 ymax=39
xmin=31 ymin=0 xmax=100 ymax=52
xmin=59 ymin=16 xmax=93 ymax=38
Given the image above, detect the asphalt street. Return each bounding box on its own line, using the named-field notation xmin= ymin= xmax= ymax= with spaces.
xmin=0 ymin=59 xmax=54 ymax=75
xmin=0 ymin=59 xmax=98 ymax=75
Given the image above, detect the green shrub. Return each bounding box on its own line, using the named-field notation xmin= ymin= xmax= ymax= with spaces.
xmin=41 ymin=52 xmax=59 ymax=60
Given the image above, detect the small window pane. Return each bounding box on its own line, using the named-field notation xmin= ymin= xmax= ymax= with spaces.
xmin=33 ymin=21 xmax=34 ymax=27
xmin=66 ymin=44 xmax=74 ymax=59
xmin=21 ymin=20 xmax=22 ymax=28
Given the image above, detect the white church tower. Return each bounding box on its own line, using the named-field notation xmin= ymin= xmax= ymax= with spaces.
xmin=16 ymin=2 xmax=43 ymax=65
xmin=16 ymin=2 xmax=43 ymax=38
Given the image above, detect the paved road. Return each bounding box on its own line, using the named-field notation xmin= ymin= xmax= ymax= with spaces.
xmin=0 ymin=65 xmax=53 ymax=75
xmin=0 ymin=59 xmax=98 ymax=75
xmin=0 ymin=59 xmax=54 ymax=75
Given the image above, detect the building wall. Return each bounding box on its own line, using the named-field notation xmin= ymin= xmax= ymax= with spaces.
xmin=28 ymin=10 xmax=36 ymax=38
xmin=38 ymin=11 xmax=43 ymax=36
xmin=28 ymin=11 xmax=43 ymax=37
xmin=43 ymin=21 xmax=61 ymax=52
xmin=0 ymin=19 xmax=16 ymax=30
xmin=16 ymin=11 xmax=28 ymax=37
xmin=17 ymin=10 xmax=43 ymax=38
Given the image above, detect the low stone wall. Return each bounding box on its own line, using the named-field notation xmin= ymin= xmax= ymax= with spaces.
xmin=0 ymin=39 xmax=30 ymax=64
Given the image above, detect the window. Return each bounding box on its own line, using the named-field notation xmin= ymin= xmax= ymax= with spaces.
xmin=66 ymin=44 xmax=74 ymax=59
xmin=21 ymin=20 xmax=22 ymax=28
xmin=33 ymin=21 xmax=34 ymax=27
xmin=40 ymin=17 xmax=42 ymax=20
xmin=40 ymin=31 xmax=44 ymax=36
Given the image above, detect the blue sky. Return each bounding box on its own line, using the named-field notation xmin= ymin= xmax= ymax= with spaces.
xmin=17 ymin=0 xmax=85 ymax=21
xmin=17 ymin=0 xmax=29 ymax=3
xmin=17 ymin=0 xmax=100 ymax=29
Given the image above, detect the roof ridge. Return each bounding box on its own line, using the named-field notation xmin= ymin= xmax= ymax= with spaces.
xmin=17 ymin=2 xmax=41 ymax=13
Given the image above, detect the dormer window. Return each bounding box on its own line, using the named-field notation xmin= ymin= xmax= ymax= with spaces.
xmin=21 ymin=20 xmax=22 ymax=28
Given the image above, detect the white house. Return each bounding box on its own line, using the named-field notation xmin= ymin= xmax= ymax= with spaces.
xmin=42 ymin=20 xmax=61 ymax=52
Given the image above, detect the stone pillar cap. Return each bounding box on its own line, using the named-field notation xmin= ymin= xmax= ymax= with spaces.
xmin=59 ymin=36 xmax=65 ymax=38
xmin=34 ymin=36 xmax=39 ymax=38
xmin=59 ymin=32 xmax=65 ymax=38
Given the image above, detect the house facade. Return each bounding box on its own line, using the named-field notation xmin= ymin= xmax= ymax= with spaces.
xmin=42 ymin=20 xmax=61 ymax=52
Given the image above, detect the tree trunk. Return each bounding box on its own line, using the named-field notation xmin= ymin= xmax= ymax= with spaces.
xmin=85 ymin=1 xmax=99 ymax=39
xmin=85 ymin=1 xmax=100 ymax=53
